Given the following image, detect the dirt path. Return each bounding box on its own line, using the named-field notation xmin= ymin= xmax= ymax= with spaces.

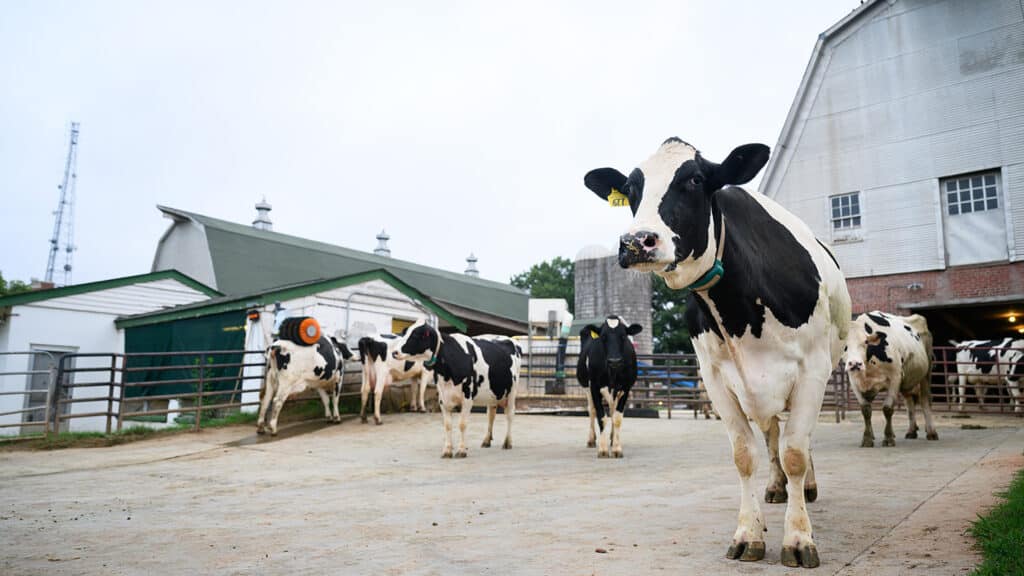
xmin=0 ymin=413 xmax=1021 ymax=575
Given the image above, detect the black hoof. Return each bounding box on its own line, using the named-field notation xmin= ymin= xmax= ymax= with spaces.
xmin=612 ymin=451 xmax=623 ymax=459
xmin=375 ymin=419 xmax=382 ymax=426
xmin=805 ymin=485 xmax=818 ymax=503
xmin=587 ymin=440 xmax=596 ymax=448
xmin=598 ymin=451 xmax=610 ymax=458
xmin=502 ymin=439 xmax=512 ymax=450
xmin=861 ymin=437 xmax=874 ymax=448
xmin=360 ymin=417 xmax=368 ymax=424
xmin=765 ymin=487 xmax=788 ymax=504
xmin=926 ymin=431 xmax=939 ymax=441
xmin=256 ymin=427 xmax=266 ymax=435
xmin=441 ymin=451 xmax=452 ymax=459
xmin=781 ymin=544 xmax=820 ymax=568
xmin=454 ymin=450 xmax=467 ymax=459
xmin=882 ymin=437 xmax=895 ymax=447
xmin=905 ymin=430 xmax=918 ymax=439
xmin=726 ymin=541 xmax=765 ymax=562
xmin=481 ymin=440 xmax=492 ymax=448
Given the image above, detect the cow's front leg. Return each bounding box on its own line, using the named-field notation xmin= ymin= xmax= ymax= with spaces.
xmin=455 ymin=398 xmax=472 ymax=458
xmin=585 ymin=390 xmax=597 ymax=448
xmin=418 ymin=372 xmax=429 ymax=413
xmin=481 ymin=405 xmax=496 ymax=447
xmin=610 ymin=392 xmax=625 ymax=458
xmin=881 ymin=386 xmax=898 ymax=447
xmin=598 ymin=388 xmax=614 ymax=458
xmin=440 ymin=392 xmax=454 ymax=458
xmin=762 ymin=416 xmax=787 ymax=503
xmin=779 ymin=385 xmax=823 ymax=569
xmin=904 ymin=392 xmax=919 ymax=439
xmin=502 ymin=392 xmax=515 ymax=450
xmin=856 ymin=389 xmax=875 ymax=447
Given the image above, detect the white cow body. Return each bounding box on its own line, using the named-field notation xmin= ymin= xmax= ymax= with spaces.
xmin=358 ymin=334 xmax=433 ymax=425
xmin=256 ymin=336 xmax=351 ymax=435
xmin=951 ymin=338 xmax=1024 ymax=412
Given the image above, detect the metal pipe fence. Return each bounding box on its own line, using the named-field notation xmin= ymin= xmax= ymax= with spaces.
xmin=0 ymin=350 xmax=57 ymax=437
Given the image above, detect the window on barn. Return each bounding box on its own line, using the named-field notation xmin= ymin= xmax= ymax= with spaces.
xmin=943 ymin=172 xmax=999 ymax=216
xmin=829 ymin=192 xmax=861 ymax=231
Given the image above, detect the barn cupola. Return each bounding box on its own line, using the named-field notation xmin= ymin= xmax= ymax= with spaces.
xmin=253 ymin=197 xmax=273 ymax=231
xmin=374 ymin=229 xmax=391 ymax=257
xmin=465 ymin=253 xmax=479 ymax=277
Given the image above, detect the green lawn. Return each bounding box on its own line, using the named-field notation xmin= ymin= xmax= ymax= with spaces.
xmin=971 ymin=467 xmax=1024 ymax=575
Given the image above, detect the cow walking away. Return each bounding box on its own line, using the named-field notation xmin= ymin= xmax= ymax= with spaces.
xmin=357 ymin=334 xmax=433 ymax=425
xmin=393 ymin=320 xmax=520 ymax=458
xmin=950 ymin=338 xmax=1024 ymax=413
xmin=584 ymin=137 xmax=850 ymax=568
xmin=257 ymin=327 xmax=354 ymax=436
xmin=576 ymin=316 xmax=642 ymax=458
xmin=844 ymin=311 xmax=938 ymax=447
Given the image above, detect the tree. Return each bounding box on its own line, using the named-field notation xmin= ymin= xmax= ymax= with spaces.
xmin=651 ymin=276 xmax=693 ymax=354
xmin=0 ymin=271 xmax=31 ymax=297
xmin=510 ymin=257 xmax=575 ymax=313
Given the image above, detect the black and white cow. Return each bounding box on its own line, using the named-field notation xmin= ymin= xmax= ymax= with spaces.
xmin=844 ymin=311 xmax=938 ymax=447
xmin=393 ymin=320 xmax=521 ymax=458
xmin=584 ymin=138 xmax=850 ymax=568
xmin=576 ymin=316 xmax=642 ymax=458
xmin=950 ymin=338 xmax=1024 ymax=413
xmin=256 ymin=336 xmax=354 ymax=435
xmin=357 ymin=334 xmax=433 ymax=425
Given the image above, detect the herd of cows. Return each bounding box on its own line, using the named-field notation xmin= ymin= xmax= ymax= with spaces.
xmin=252 ymin=137 xmax=1022 ymax=569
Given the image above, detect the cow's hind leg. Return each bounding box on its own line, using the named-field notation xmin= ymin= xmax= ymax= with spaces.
xmin=256 ymin=371 xmax=276 ymax=434
xmin=481 ymin=405 xmax=496 ymax=447
xmin=331 ymin=381 xmax=341 ymax=423
xmin=904 ymin=392 xmax=919 ymax=439
xmin=502 ymin=391 xmax=514 ymax=450
xmin=763 ymin=416 xmax=787 ymax=503
xmin=316 ymin=388 xmax=332 ymax=421
xmin=360 ymin=364 xmax=372 ymax=423
xmin=372 ymin=365 xmax=388 ymax=425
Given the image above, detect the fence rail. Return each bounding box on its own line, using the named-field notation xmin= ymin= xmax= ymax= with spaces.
xmin=3 ymin=342 xmax=1020 ymax=437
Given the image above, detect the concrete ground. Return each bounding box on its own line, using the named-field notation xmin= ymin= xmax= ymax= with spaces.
xmin=1 ymin=412 xmax=1022 ymax=576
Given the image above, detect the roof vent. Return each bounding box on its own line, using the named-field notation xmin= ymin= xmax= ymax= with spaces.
xmin=253 ymin=197 xmax=273 ymax=231
xmin=374 ymin=229 xmax=391 ymax=257
xmin=465 ymin=253 xmax=479 ymax=277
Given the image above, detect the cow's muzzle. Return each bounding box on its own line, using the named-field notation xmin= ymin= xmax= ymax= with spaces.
xmin=618 ymin=231 xmax=659 ymax=268
xmin=846 ymin=361 xmax=864 ymax=372
xmin=607 ymin=358 xmax=624 ymax=371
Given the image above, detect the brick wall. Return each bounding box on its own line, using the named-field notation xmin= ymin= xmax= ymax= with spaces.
xmin=847 ymin=261 xmax=1024 ymax=314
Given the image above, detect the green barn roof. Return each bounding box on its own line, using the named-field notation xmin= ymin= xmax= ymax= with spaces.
xmin=156 ymin=206 xmax=528 ymax=327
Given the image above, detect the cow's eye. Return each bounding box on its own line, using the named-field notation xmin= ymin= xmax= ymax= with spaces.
xmin=689 ymin=175 xmax=704 ymax=186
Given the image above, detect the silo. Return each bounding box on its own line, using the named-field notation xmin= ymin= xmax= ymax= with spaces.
xmin=574 ymin=245 xmax=653 ymax=354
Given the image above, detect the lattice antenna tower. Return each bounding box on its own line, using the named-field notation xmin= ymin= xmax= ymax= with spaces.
xmin=45 ymin=122 xmax=79 ymax=286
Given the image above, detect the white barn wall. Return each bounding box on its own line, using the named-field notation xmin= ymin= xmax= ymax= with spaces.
xmin=152 ymin=220 xmax=217 ymax=289
xmin=765 ymin=0 xmax=1024 ymax=277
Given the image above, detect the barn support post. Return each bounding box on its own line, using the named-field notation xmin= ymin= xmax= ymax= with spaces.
xmin=195 ymin=355 xmax=204 ymax=432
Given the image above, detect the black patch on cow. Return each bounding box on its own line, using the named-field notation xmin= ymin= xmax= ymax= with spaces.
xmin=968 ymin=339 xmax=1006 ymax=374
xmin=476 ymin=338 xmax=518 ymax=401
xmin=684 ymin=291 xmax=724 ymax=340
xmin=816 ymin=238 xmax=841 ymax=270
xmin=865 ymin=323 xmax=873 ymax=334
xmin=866 ymin=332 xmax=892 ymax=364
xmin=866 ymin=312 xmax=890 ymax=327
xmin=576 ymin=320 xmax=641 ymax=429
xmin=658 ymin=160 xmax=712 ymax=265
xmin=272 ymin=346 xmax=290 ymax=371
xmin=381 ymin=333 xmax=397 ymax=340
xmin=702 ymin=187 xmax=821 ymax=338
xmin=433 ymin=336 xmax=479 ymax=399
xmin=404 ymin=360 xmax=415 ymax=372
xmin=358 ymin=337 xmax=389 ymax=364
xmin=314 ymin=337 xmax=337 ymax=381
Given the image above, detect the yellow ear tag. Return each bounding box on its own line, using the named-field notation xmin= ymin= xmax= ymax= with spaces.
xmin=590 ymin=330 xmax=599 ymax=339
xmin=607 ymin=188 xmax=629 ymax=208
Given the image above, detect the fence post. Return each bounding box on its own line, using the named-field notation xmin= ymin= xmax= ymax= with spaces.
xmin=50 ymin=355 xmax=65 ymax=435
xmin=195 ymin=355 xmax=204 ymax=432
xmin=44 ymin=358 xmax=57 ymax=437
xmin=106 ymin=354 xmax=116 ymax=434
xmin=116 ymin=355 xmax=126 ymax=432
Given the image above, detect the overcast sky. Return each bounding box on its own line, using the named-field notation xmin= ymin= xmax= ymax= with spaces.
xmin=1 ymin=0 xmax=857 ymax=287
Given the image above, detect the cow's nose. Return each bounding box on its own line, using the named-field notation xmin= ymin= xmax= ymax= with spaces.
xmin=619 ymin=231 xmax=659 ymax=268
xmin=607 ymin=358 xmax=623 ymax=369
xmin=847 ymin=361 xmax=863 ymax=372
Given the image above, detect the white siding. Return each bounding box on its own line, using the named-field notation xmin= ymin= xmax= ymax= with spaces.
xmin=28 ymin=278 xmax=212 ymax=317
xmin=766 ymin=0 xmax=1024 ymax=276
xmin=152 ymin=220 xmax=218 ymax=289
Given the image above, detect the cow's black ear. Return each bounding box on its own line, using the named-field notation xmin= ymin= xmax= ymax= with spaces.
xmin=584 ymin=167 xmax=627 ymax=201
xmin=580 ymin=324 xmax=602 ymax=341
xmin=714 ymin=143 xmax=770 ymax=187
xmin=626 ymin=324 xmax=643 ymax=336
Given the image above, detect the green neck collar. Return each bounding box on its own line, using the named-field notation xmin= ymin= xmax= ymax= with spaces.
xmin=686 ymin=259 xmax=724 ymax=292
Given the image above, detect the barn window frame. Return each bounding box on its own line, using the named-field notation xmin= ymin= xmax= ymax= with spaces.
xmin=829 ymin=191 xmax=861 ymax=231
xmin=942 ymin=171 xmax=1000 ymax=216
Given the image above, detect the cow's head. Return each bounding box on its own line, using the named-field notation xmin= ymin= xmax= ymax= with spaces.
xmin=584 ymin=138 xmax=769 ymax=289
xmin=330 ymin=337 xmax=354 ymax=361
xmin=844 ymin=316 xmax=892 ymax=375
xmin=393 ymin=319 xmax=440 ymax=362
xmin=583 ymin=316 xmax=642 ymax=373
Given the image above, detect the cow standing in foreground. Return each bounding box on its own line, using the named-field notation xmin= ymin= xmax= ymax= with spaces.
xmin=576 ymin=316 xmax=642 ymax=458
xmin=950 ymin=338 xmax=1024 ymax=413
xmin=584 ymin=137 xmax=850 ymax=568
xmin=844 ymin=311 xmax=938 ymax=447
xmin=257 ymin=336 xmax=354 ymax=435
xmin=357 ymin=334 xmax=433 ymax=425
xmin=393 ymin=320 xmax=520 ymax=458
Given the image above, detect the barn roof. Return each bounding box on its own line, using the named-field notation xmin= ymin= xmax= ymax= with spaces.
xmin=0 ymin=270 xmax=220 ymax=308
xmin=155 ymin=206 xmax=527 ymax=328
xmin=116 ymin=268 xmax=467 ymax=331
xmin=758 ymin=0 xmax=883 ymax=198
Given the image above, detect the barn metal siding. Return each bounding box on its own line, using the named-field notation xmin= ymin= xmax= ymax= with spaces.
xmin=766 ymin=0 xmax=1024 ymax=278
xmin=29 ymin=279 xmax=214 ymax=317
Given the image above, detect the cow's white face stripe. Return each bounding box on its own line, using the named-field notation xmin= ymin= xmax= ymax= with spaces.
xmin=627 ymin=141 xmax=698 ymax=263
xmin=605 ymin=318 xmax=620 ymax=329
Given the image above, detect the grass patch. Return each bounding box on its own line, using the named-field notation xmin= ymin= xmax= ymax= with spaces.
xmin=971 ymin=467 xmax=1024 ymax=575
